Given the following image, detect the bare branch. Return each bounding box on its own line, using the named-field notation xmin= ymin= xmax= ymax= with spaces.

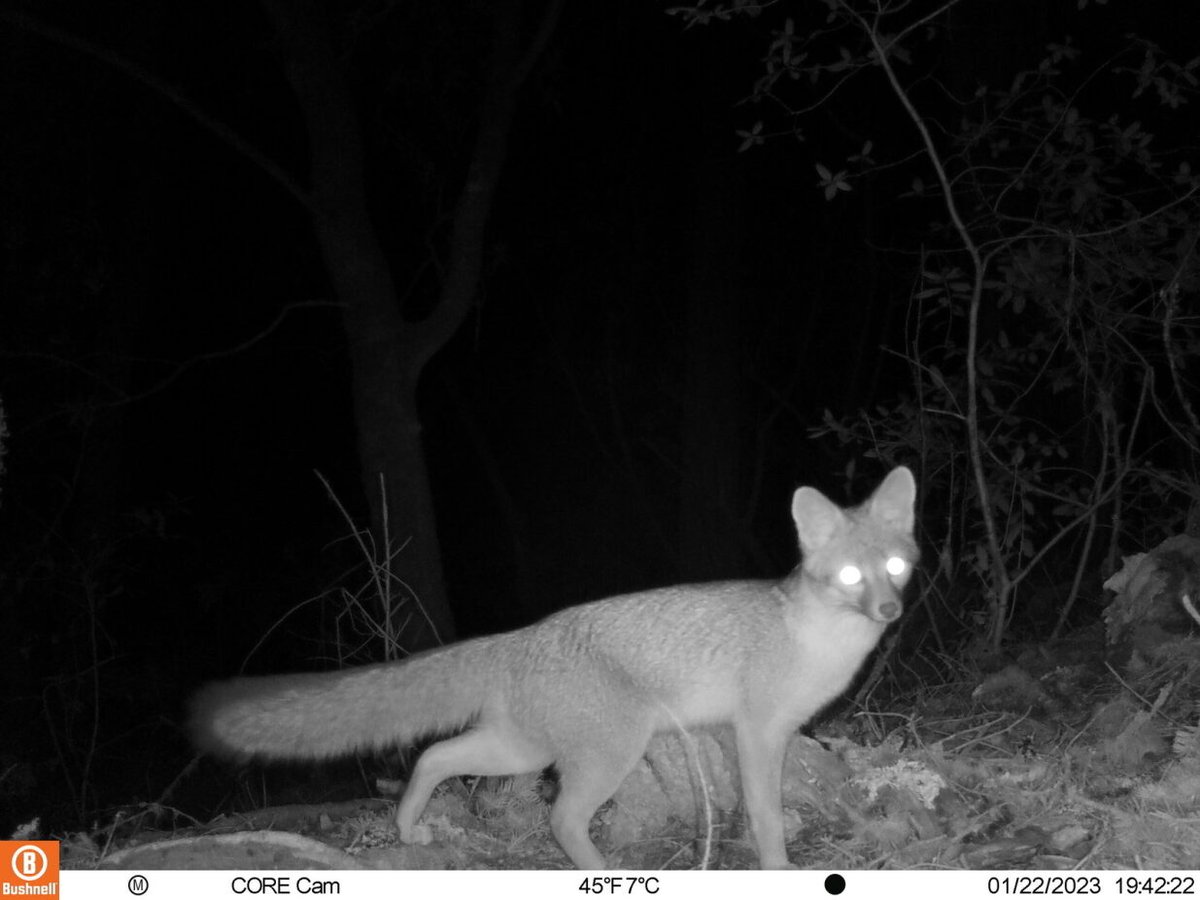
xmin=0 ymin=6 xmax=312 ymax=211
xmin=841 ymin=0 xmax=1010 ymax=644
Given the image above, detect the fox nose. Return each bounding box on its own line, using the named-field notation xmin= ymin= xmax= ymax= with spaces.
xmin=874 ymin=600 xmax=902 ymax=622
xmin=863 ymin=582 xmax=902 ymax=622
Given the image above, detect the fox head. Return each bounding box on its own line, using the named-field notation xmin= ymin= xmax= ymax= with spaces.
xmin=791 ymin=466 xmax=918 ymax=624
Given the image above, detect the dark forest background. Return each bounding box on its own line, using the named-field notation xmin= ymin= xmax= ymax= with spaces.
xmin=1 ymin=0 xmax=1197 ymax=838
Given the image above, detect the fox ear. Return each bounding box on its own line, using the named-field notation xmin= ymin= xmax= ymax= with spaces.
xmin=866 ymin=466 xmax=916 ymax=532
xmin=791 ymin=486 xmax=845 ymax=552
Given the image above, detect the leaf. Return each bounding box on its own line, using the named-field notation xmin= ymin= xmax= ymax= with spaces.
xmin=815 ymin=164 xmax=851 ymax=200
xmin=736 ymin=121 xmax=765 ymax=153
xmin=974 ymin=543 xmax=989 ymax=573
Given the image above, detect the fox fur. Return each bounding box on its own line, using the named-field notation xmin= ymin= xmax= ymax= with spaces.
xmin=190 ymin=466 xmax=918 ymax=869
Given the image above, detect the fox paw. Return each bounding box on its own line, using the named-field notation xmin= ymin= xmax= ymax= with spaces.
xmin=398 ymin=822 xmax=434 ymax=846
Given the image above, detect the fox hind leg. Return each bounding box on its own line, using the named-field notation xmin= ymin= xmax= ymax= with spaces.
xmin=550 ymin=724 xmax=653 ymax=869
xmin=395 ymin=723 xmax=552 ymax=845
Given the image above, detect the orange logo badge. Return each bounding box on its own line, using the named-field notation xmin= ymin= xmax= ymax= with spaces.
xmin=1 ymin=841 xmax=60 ymax=895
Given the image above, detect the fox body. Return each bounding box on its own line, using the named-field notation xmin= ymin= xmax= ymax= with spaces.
xmin=190 ymin=467 xmax=917 ymax=869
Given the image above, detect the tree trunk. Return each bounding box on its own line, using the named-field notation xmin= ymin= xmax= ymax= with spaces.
xmin=261 ymin=0 xmax=449 ymax=647
xmin=262 ymin=0 xmax=552 ymax=649
xmin=679 ymin=152 xmax=744 ymax=579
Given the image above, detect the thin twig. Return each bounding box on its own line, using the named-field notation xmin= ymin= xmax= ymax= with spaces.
xmin=0 ymin=6 xmax=312 ymax=210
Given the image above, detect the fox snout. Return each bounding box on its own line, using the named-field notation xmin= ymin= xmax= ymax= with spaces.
xmin=862 ymin=586 xmax=903 ymax=623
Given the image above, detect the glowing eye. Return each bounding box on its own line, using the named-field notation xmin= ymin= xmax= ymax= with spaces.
xmin=886 ymin=556 xmax=908 ymax=577
xmin=837 ymin=565 xmax=862 ymax=586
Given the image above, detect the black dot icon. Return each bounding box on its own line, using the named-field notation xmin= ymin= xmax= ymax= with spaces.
xmin=824 ymin=873 xmax=846 ymax=894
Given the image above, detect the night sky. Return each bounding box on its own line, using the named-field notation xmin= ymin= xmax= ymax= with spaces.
xmin=1 ymin=0 xmax=1196 ymax=835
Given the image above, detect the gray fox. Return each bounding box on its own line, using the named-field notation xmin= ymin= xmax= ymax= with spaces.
xmin=189 ymin=466 xmax=917 ymax=869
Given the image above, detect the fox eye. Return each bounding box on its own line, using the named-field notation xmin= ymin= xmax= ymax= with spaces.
xmin=886 ymin=556 xmax=908 ymax=577
xmin=837 ymin=565 xmax=862 ymax=586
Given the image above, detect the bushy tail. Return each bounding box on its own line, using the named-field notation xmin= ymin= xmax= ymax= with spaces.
xmin=189 ymin=636 xmax=502 ymax=760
